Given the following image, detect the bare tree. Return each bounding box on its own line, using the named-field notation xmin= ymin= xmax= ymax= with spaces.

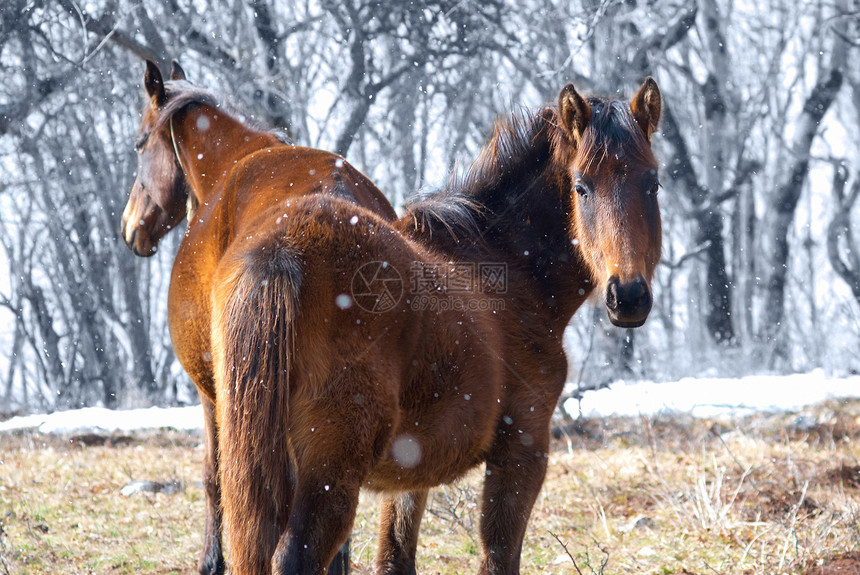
xmin=762 ymin=2 xmax=849 ymax=351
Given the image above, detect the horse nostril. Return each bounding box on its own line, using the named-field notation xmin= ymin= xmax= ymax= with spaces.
xmin=634 ymin=277 xmax=652 ymax=308
xmin=605 ymin=276 xmax=620 ymax=311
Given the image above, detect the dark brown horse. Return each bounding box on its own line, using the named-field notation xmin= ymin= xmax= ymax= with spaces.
xmin=120 ymin=60 xmax=395 ymax=575
xmin=210 ymin=78 xmax=662 ymax=574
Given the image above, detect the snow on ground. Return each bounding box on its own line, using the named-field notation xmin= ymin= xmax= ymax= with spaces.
xmin=0 ymin=405 xmax=204 ymax=434
xmin=1 ymin=370 xmax=860 ymax=434
xmin=567 ymin=369 xmax=860 ymax=419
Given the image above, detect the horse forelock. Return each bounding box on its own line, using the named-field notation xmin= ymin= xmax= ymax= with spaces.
xmin=575 ymin=98 xmax=654 ymax=173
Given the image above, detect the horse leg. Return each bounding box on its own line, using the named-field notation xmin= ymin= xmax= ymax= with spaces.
xmin=477 ymin=426 xmax=549 ymax=575
xmin=197 ymin=393 xmax=225 ymax=575
xmin=272 ymin=471 xmax=361 ymax=575
xmin=272 ymin=381 xmax=393 ymax=575
xmin=374 ymin=490 xmax=429 ymax=575
xmin=328 ymin=539 xmax=351 ymax=575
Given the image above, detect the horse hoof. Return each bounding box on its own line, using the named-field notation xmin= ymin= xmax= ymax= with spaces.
xmin=198 ymin=554 xmax=225 ymax=575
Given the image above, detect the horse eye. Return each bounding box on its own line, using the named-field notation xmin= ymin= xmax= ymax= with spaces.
xmin=134 ymin=133 xmax=149 ymax=153
xmin=647 ymin=182 xmax=660 ymax=197
xmin=574 ymin=184 xmax=589 ymax=198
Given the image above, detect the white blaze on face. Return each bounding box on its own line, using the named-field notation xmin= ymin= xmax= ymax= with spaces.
xmin=122 ymin=198 xmax=139 ymax=244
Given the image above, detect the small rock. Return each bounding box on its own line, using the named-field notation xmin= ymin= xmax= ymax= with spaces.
xmin=552 ymin=553 xmax=572 ymax=565
xmin=120 ymin=480 xmax=185 ymax=497
xmin=619 ymin=515 xmax=656 ymax=533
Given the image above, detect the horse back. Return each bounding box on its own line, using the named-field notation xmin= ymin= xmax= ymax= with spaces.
xmin=226 ymin=145 xmax=395 ymax=229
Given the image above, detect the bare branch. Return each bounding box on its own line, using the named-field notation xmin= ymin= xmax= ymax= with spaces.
xmin=827 ymin=166 xmax=860 ymax=304
xmin=549 ymin=532 xmax=584 ymax=575
xmin=56 ymin=0 xmax=168 ymax=66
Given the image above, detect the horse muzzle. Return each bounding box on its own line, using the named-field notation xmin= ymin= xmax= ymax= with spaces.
xmin=604 ymin=275 xmax=652 ymax=328
xmin=122 ymin=219 xmax=159 ymax=257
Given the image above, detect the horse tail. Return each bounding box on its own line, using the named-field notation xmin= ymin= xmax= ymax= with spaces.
xmin=212 ymin=244 xmax=301 ymax=575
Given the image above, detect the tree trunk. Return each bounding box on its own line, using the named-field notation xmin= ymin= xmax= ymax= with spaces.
xmin=249 ymin=0 xmax=292 ymax=129
xmin=661 ymin=104 xmax=735 ymax=342
xmin=629 ymin=4 xmax=735 ymax=344
xmin=827 ymin=166 xmax=860 ymax=305
xmin=3 ymin=317 xmax=23 ymax=408
xmin=117 ymin=252 xmax=160 ymax=402
xmin=23 ymin=282 xmax=66 ymax=404
xmin=763 ymin=67 xmax=843 ymax=342
xmin=698 ymin=209 xmax=734 ymax=342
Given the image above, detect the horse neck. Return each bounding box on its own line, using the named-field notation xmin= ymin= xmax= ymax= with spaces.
xmin=171 ymin=104 xmax=280 ymax=203
xmin=477 ymin=164 xmax=593 ymax=323
xmin=405 ymin=152 xmax=593 ymax=326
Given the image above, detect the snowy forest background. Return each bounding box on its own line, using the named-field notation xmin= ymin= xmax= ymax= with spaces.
xmin=0 ymin=0 xmax=858 ymax=412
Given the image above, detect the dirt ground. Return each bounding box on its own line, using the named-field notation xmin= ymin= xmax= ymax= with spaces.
xmin=3 ymin=400 xmax=860 ymax=574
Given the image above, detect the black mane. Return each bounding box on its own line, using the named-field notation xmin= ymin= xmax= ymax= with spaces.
xmin=404 ymin=107 xmax=555 ymax=240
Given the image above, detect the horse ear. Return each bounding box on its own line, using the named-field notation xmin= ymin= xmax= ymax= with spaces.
xmin=558 ymin=83 xmax=591 ymax=145
xmin=631 ymin=77 xmax=662 ymax=139
xmin=170 ymin=60 xmax=187 ymax=81
xmin=144 ymin=60 xmax=166 ymax=106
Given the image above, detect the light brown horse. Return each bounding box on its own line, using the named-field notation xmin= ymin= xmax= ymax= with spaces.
xmin=120 ymin=60 xmax=395 ymax=575
xmin=210 ymin=78 xmax=662 ymax=574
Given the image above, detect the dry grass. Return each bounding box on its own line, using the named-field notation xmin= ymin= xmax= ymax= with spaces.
xmin=3 ymin=400 xmax=860 ymax=574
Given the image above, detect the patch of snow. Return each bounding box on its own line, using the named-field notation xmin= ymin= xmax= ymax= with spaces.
xmin=0 ymin=405 xmax=203 ymax=434
xmin=120 ymin=480 xmax=185 ymax=497
xmin=568 ymin=369 xmax=860 ymax=419
xmin=2 ymin=371 xmax=860 ymax=435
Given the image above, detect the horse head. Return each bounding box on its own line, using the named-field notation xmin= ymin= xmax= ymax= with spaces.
xmin=121 ymin=60 xmax=190 ymax=257
xmin=556 ymin=78 xmax=663 ymax=327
